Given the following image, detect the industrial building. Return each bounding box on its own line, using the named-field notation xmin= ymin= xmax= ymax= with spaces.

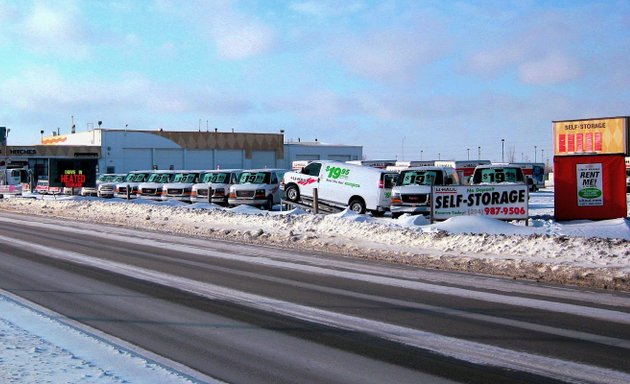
xmin=38 ymin=128 xmax=362 ymax=174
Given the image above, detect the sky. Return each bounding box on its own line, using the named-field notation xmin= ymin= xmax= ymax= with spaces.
xmin=1 ymin=0 xmax=629 ymax=163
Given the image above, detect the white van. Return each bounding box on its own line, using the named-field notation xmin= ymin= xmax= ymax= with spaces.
xmin=228 ymin=169 xmax=287 ymax=210
xmin=281 ymin=160 xmax=397 ymax=216
xmin=114 ymin=170 xmax=152 ymax=199
xmin=136 ymin=170 xmax=176 ymax=200
xmin=390 ymin=166 xmax=460 ymax=218
xmin=161 ymin=171 xmax=201 ymax=202
xmin=96 ymin=174 xmax=126 ymax=198
xmin=190 ymin=169 xmax=241 ymax=205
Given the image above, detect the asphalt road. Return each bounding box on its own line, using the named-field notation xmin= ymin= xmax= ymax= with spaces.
xmin=0 ymin=211 xmax=629 ymax=384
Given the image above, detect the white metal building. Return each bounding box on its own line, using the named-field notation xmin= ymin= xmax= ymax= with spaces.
xmin=41 ymin=129 xmax=362 ymax=173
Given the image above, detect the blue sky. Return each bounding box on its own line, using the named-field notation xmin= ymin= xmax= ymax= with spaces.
xmin=1 ymin=0 xmax=629 ymax=163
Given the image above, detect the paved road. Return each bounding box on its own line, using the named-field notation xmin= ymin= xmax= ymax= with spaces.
xmin=0 ymin=211 xmax=629 ymax=383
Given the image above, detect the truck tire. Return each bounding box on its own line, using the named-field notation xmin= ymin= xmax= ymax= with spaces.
xmin=285 ymin=184 xmax=300 ymax=202
xmin=348 ymin=198 xmax=366 ymax=214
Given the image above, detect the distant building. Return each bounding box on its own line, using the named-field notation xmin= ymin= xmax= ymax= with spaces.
xmin=40 ymin=128 xmax=362 ymax=173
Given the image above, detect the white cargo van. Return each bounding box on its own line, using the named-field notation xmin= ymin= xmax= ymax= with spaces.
xmin=114 ymin=170 xmax=152 ymax=199
xmin=191 ymin=169 xmax=241 ymax=205
xmin=281 ymin=160 xmax=397 ymax=216
xmin=390 ymin=166 xmax=459 ymax=218
xmin=228 ymin=169 xmax=287 ymax=210
xmin=96 ymin=174 xmax=125 ymax=198
xmin=137 ymin=170 xmax=176 ymax=200
xmin=160 ymin=171 xmax=201 ymax=202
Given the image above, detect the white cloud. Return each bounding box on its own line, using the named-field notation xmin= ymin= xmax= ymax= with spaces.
xmin=289 ymin=1 xmax=364 ymax=17
xmin=212 ymin=21 xmax=276 ymax=60
xmin=518 ymin=52 xmax=581 ymax=85
xmin=20 ymin=1 xmax=92 ymax=58
xmin=335 ymin=27 xmax=449 ymax=81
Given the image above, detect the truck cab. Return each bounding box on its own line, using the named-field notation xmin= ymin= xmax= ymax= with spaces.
xmin=228 ymin=169 xmax=286 ymax=210
xmin=469 ymin=164 xmax=530 ymax=188
xmin=161 ymin=171 xmax=201 ymax=202
xmin=390 ymin=166 xmax=459 ymax=219
xmin=191 ymin=169 xmax=241 ymax=205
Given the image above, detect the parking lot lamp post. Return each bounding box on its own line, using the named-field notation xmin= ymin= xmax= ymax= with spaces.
xmin=501 ymin=139 xmax=505 ymax=162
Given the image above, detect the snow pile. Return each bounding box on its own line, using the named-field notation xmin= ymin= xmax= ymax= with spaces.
xmin=1 ymin=193 xmax=629 ymax=291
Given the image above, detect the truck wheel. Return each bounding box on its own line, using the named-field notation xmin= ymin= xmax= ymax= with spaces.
xmin=349 ymin=198 xmax=366 ymax=214
xmin=285 ymin=185 xmax=300 ymax=202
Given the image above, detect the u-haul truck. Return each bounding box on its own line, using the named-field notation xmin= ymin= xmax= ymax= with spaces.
xmin=281 ymin=160 xmax=397 ymax=216
xmin=0 ymin=166 xmax=28 ymax=197
xmin=434 ymin=160 xmax=491 ymax=184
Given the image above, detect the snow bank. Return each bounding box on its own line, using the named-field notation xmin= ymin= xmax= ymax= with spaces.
xmin=1 ymin=194 xmax=628 ymax=291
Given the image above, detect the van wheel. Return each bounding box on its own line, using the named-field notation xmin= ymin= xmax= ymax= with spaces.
xmin=285 ymin=185 xmax=300 ymax=202
xmin=349 ymin=198 xmax=366 ymax=214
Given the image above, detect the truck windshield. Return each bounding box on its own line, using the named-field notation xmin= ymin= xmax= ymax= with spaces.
xmin=147 ymin=173 xmax=174 ymax=183
xmin=124 ymin=173 xmax=148 ymax=182
xmin=173 ymin=173 xmax=198 ymax=183
xmin=200 ymin=172 xmax=230 ymax=183
xmin=397 ymin=170 xmax=442 ymax=186
xmin=477 ymin=168 xmax=522 ymax=183
xmin=239 ymin=172 xmax=270 ymax=184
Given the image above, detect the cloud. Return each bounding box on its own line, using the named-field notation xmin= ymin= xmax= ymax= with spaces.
xmin=334 ymin=26 xmax=449 ymax=81
xmin=289 ymin=1 xmax=364 ymax=17
xmin=170 ymin=1 xmax=278 ymax=60
xmin=518 ymin=52 xmax=581 ymax=85
xmin=20 ymin=1 xmax=93 ymax=58
xmin=0 ymin=66 xmax=257 ymax=119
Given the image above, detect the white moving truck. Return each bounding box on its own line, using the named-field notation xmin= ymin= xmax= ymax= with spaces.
xmin=228 ymin=169 xmax=287 ymax=210
xmin=434 ymin=160 xmax=491 ymax=184
xmin=114 ymin=170 xmax=152 ymax=199
xmin=281 ymin=160 xmax=397 ymax=216
xmin=0 ymin=167 xmax=27 ymax=198
xmin=137 ymin=170 xmax=176 ymax=200
xmin=390 ymin=166 xmax=460 ymax=218
xmin=191 ymin=169 xmax=241 ymax=205
xmin=161 ymin=171 xmax=201 ymax=202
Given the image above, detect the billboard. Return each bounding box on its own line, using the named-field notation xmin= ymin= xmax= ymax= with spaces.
xmin=49 ymin=159 xmax=98 ymax=188
xmin=553 ymin=117 xmax=627 ymax=156
xmin=431 ymin=184 xmax=529 ymax=220
xmin=554 ymin=155 xmax=626 ymax=220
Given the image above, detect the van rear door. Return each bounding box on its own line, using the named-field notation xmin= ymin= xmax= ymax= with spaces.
xmin=377 ymin=172 xmax=397 ymax=209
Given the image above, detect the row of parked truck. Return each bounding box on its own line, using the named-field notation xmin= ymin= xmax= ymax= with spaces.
xmin=57 ymin=159 xmax=537 ymax=219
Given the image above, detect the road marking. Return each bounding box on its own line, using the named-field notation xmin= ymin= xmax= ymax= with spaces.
xmin=3 ymin=234 xmax=630 ymax=384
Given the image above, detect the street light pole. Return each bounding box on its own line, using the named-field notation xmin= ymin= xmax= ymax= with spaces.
xmin=420 ymin=150 xmax=423 ymax=161
xmin=501 ymin=139 xmax=505 ymax=162
xmin=534 ymin=145 xmax=537 ymax=162
xmin=478 ymin=146 xmax=481 ymax=160
xmin=467 ymin=148 xmax=470 ymax=160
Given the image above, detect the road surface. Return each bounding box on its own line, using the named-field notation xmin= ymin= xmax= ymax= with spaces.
xmin=0 ymin=211 xmax=628 ymax=383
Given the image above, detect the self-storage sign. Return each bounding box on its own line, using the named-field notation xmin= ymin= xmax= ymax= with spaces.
xmin=432 ymin=185 xmax=528 ymax=220
xmin=553 ymin=117 xmax=627 ymax=156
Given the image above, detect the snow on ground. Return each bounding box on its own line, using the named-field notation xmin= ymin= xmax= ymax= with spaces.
xmin=1 ymin=188 xmax=629 ymax=291
xmin=0 ymin=291 xmax=219 ymax=384
xmin=0 ymin=189 xmax=629 ymax=383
